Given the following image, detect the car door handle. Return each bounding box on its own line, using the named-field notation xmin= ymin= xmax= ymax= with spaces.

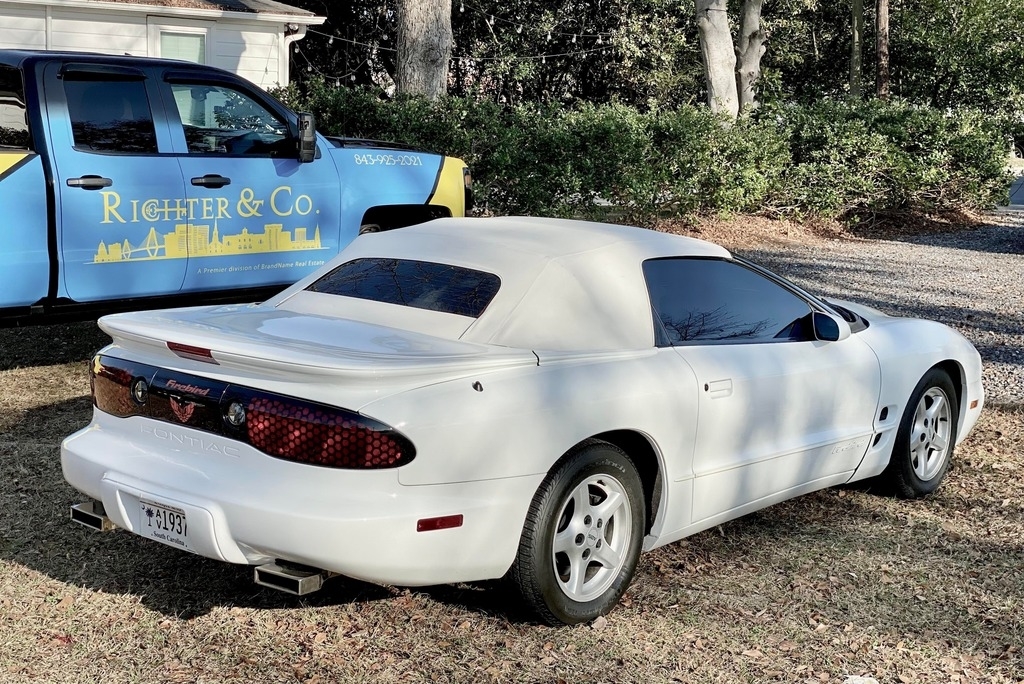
xmin=705 ymin=379 xmax=733 ymax=398
xmin=66 ymin=175 xmax=112 ymax=190
xmin=191 ymin=174 xmax=231 ymax=188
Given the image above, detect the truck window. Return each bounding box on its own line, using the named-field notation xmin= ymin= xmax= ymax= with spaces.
xmin=64 ymin=79 xmax=157 ymax=153
xmin=0 ymin=66 xmax=30 ymax=150
xmin=169 ymin=83 xmax=290 ymax=156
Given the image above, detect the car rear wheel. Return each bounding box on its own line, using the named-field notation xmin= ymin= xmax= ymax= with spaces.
xmin=880 ymin=368 xmax=958 ymax=498
xmin=510 ymin=440 xmax=644 ymax=625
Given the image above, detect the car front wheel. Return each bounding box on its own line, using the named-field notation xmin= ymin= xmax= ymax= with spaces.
xmin=881 ymin=368 xmax=959 ymax=498
xmin=510 ymin=440 xmax=644 ymax=625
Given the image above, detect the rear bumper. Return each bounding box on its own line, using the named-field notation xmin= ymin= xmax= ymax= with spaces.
xmin=61 ymin=412 xmax=542 ymax=587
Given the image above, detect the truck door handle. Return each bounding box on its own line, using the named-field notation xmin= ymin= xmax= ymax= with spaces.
xmin=66 ymin=175 xmax=112 ymax=190
xmin=191 ymin=174 xmax=231 ymax=188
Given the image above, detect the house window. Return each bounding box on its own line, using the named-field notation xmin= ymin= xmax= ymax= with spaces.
xmin=161 ymin=32 xmax=206 ymax=64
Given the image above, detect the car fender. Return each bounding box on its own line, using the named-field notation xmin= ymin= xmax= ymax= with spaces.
xmin=359 ymin=348 xmax=698 ymax=487
xmin=851 ymin=315 xmax=984 ymax=480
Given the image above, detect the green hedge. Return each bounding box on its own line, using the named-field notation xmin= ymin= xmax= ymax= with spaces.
xmin=774 ymin=101 xmax=1012 ymax=216
xmin=276 ymin=80 xmax=1013 ymax=222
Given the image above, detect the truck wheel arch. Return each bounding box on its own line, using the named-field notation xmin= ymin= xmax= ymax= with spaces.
xmin=359 ymin=204 xmax=451 ymax=234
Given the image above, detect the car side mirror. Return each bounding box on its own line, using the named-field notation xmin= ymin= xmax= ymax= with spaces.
xmin=812 ymin=311 xmax=851 ymax=342
xmin=297 ymin=112 xmax=316 ymax=163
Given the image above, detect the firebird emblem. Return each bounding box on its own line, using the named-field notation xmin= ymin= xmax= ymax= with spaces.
xmin=170 ymin=397 xmax=196 ymax=423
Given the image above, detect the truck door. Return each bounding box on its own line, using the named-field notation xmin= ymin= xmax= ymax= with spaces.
xmin=43 ymin=62 xmax=188 ymax=301
xmin=158 ymin=75 xmax=341 ymax=292
xmin=0 ymin=64 xmax=48 ymax=309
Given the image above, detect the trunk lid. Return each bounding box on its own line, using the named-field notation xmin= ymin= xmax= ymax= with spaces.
xmin=98 ymin=304 xmax=537 ymax=396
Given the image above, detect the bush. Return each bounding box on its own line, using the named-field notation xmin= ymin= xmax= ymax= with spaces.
xmin=277 ymin=80 xmax=1013 ymax=222
xmin=769 ymin=100 xmax=1012 ymax=215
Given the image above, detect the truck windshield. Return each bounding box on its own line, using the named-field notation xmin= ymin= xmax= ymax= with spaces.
xmin=0 ymin=66 xmax=30 ymax=150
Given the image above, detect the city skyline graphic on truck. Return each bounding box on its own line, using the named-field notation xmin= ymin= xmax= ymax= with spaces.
xmin=91 ymin=185 xmax=327 ymax=263
xmin=94 ymin=221 xmax=323 ymax=262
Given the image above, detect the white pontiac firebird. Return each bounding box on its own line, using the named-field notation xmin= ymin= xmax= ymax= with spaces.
xmin=62 ymin=217 xmax=984 ymax=625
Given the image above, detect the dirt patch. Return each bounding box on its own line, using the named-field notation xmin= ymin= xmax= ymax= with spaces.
xmin=654 ymin=214 xmax=850 ymax=250
xmin=653 ymin=209 xmax=1002 ymax=251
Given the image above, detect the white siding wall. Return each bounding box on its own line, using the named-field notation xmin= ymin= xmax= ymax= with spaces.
xmin=0 ymin=6 xmax=46 ymax=49
xmin=50 ymin=10 xmax=148 ymax=54
xmin=0 ymin=4 xmax=290 ymax=87
xmin=209 ymin=23 xmax=283 ymax=89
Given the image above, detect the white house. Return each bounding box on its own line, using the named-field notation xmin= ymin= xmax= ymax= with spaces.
xmin=0 ymin=0 xmax=324 ymax=88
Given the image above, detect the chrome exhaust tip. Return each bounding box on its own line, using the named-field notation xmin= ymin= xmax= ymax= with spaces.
xmin=254 ymin=561 xmax=333 ymax=596
xmin=70 ymin=501 xmax=116 ymax=532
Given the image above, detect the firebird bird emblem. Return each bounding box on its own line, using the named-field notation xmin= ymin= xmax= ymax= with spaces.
xmin=170 ymin=397 xmax=196 ymax=423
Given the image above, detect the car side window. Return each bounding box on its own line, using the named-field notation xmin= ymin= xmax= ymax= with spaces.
xmin=0 ymin=66 xmax=30 ymax=150
xmin=168 ymin=83 xmax=289 ymax=156
xmin=64 ymin=78 xmax=157 ymax=153
xmin=643 ymin=258 xmax=814 ymax=345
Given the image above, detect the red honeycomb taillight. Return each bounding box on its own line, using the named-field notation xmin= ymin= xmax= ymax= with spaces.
xmin=90 ymin=355 xmax=415 ymax=469
xmin=245 ymin=395 xmax=414 ymax=469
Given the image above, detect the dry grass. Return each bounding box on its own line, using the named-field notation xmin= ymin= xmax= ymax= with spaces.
xmin=1 ymin=219 xmax=1022 ymax=683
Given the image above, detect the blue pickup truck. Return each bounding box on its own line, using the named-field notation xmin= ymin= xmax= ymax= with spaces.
xmin=0 ymin=50 xmax=471 ymax=323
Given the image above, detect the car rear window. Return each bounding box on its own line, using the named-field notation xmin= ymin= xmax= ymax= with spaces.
xmin=306 ymin=258 xmax=500 ymax=317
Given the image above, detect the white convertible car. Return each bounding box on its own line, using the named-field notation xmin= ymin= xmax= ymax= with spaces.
xmin=62 ymin=217 xmax=984 ymax=625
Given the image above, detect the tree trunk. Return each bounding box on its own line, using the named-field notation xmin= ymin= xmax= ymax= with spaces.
xmin=850 ymin=0 xmax=864 ymax=98
xmin=396 ymin=0 xmax=453 ymax=100
xmin=734 ymin=0 xmax=766 ymax=113
xmin=696 ymin=0 xmax=739 ymax=118
xmin=876 ymin=0 xmax=890 ymax=99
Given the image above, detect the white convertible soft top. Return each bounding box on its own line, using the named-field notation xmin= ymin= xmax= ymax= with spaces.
xmin=271 ymin=217 xmax=732 ymax=352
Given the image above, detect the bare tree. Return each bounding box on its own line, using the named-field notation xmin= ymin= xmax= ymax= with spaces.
xmin=695 ymin=0 xmax=766 ymax=119
xmin=735 ymin=0 xmax=767 ymax=112
xmin=396 ymin=0 xmax=453 ymax=100
xmin=850 ymin=0 xmax=864 ymax=98
xmin=876 ymin=0 xmax=890 ymax=99
xmin=696 ymin=0 xmax=739 ymax=117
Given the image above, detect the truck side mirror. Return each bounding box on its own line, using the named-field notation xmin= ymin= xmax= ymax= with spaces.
xmin=297 ymin=112 xmax=316 ymax=163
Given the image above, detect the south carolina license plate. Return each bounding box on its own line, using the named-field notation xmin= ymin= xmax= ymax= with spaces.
xmin=139 ymin=499 xmax=190 ymax=551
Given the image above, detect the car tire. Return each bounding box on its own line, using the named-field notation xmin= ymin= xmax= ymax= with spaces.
xmin=359 ymin=223 xmax=382 ymax=235
xmin=880 ymin=368 xmax=959 ymax=498
xmin=510 ymin=440 xmax=645 ymax=625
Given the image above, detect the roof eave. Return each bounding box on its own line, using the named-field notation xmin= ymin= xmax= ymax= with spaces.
xmin=0 ymin=0 xmax=325 ymax=25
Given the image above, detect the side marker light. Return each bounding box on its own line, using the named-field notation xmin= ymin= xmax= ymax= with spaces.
xmin=416 ymin=514 xmax=464 ymax=532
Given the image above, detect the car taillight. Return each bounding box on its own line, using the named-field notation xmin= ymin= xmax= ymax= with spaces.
xmin=90 ymin=355 xmax=415 ymax=469
xmin=91 ymin=355 xmax=147 ymax=417
xmin=245 ymin=395 xmax=414 ymax=469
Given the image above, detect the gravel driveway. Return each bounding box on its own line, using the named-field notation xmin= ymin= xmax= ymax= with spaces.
xmin=741 ymin=213 xmax=1024 ymax=408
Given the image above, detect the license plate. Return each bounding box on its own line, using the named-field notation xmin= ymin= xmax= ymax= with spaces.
xmin=139 ymin=499 xmax=190 ymax=551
